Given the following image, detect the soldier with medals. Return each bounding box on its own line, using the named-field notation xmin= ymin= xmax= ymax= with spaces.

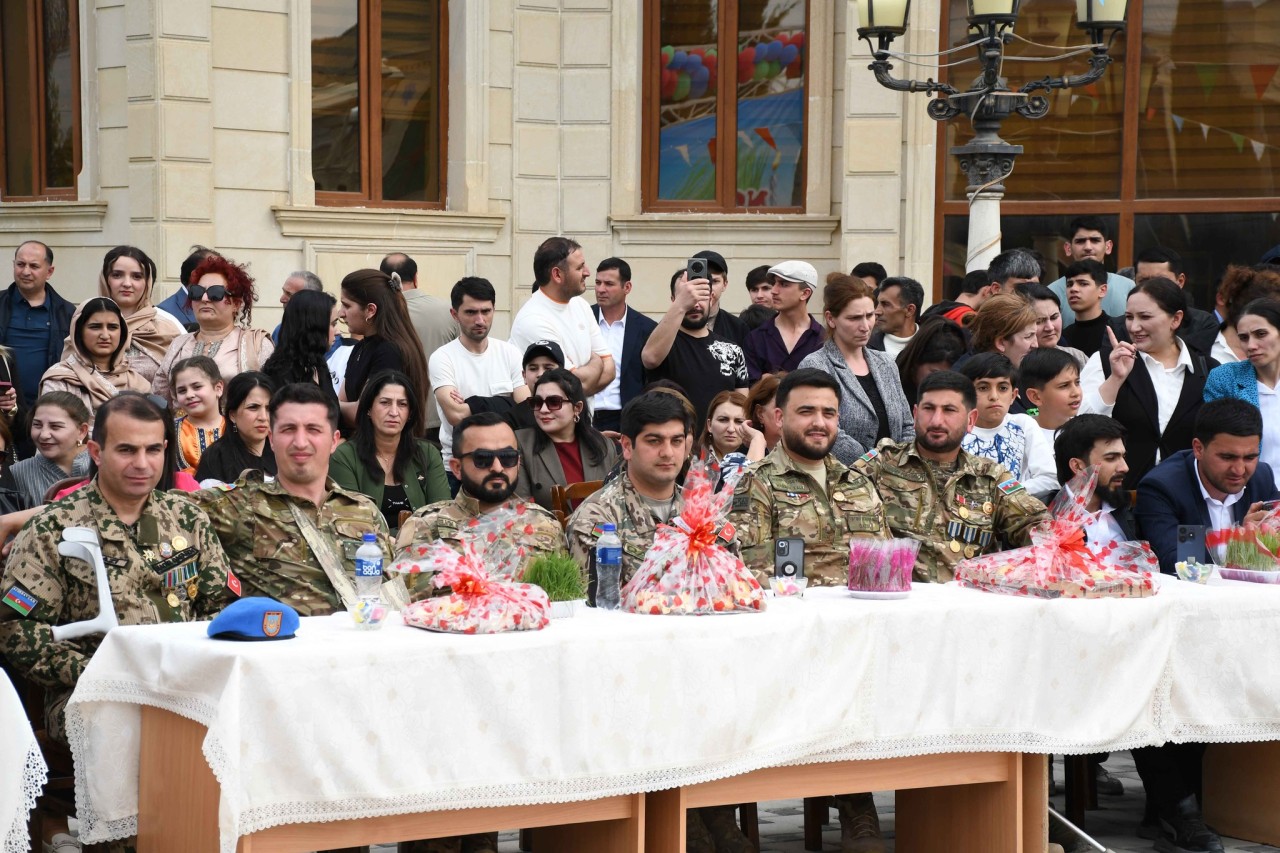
xmin=855 ymin=370 xmax=1049 ymax=583
xmin=0 ymin=393 xmax=229 ymax=852
xmin=192 ymin=382 xmax=404 ymax=616
xmin=728 ymin=368 xmax=889 ymax=852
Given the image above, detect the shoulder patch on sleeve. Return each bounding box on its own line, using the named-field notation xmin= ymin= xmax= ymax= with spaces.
xmin=858 ymin=448 xmax=879 ymax=463
xmin=2 ymin=582 xmax=38 ymax=616
xmin=997 ymin=478 xmax=1025 ymax=495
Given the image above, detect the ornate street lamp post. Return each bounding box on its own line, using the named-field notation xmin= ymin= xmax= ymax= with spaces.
xmin=856 ymin=0 xmax=1128 ymax=270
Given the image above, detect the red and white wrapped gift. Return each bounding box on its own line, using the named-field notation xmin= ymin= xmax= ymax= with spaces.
xmin=620 ymin=458 xmax=765 ymax=615
xmin=955 ymin=468 xmax=1158 ymax=599
xmin=399 ymin=539 xmax=550 ymax=634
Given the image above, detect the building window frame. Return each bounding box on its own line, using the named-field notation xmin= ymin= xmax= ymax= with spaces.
xmin=312 ymin=0 xmax=449 ymax=210
xmin=931 ymin=0 xmax=1280 ymax=292
xmin=0 ymin=0 xmax=81 ymax=201
xmin=640 ymin=0 xmax=811 ymax=214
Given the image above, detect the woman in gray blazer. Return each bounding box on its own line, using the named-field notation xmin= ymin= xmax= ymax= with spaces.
xmin=799 ymin=273 xmax=914 ymax=465
xmin=515 ymin=368 xmax=620 ymax=511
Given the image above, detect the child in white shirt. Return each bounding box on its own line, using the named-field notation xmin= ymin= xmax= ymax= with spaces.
xmin=1021 ymin=347 xmax=1084 ymax=457
xmin=959 ymin=352 xmax=1059 ymax=498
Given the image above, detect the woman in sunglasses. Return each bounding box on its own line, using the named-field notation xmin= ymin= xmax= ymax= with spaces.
xmin=153 ymin=254 xmax=275 ymax=401
xmin=329 ymin=370 xmax=449 ymax=532
xmin=61 ymin=246 xmax=185 ymax=385
xmin=40 ymin=297 xmax=150 ymax=423
xmin=514 ymin=368 xmax=618 ymax=511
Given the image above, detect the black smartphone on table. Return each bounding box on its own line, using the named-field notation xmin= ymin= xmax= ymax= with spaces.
xmin=774 ymin=537 xmax=806 ymax=579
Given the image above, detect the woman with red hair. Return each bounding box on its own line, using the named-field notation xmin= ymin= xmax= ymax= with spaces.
xmin=153 ymin=254 xmax=274 ymax=401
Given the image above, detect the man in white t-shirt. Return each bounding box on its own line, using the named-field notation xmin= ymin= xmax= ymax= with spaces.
xmin=429 ymin=277 xmax=529 ymax=464
xmin=508 ymin=236 xmax=615 ymax=395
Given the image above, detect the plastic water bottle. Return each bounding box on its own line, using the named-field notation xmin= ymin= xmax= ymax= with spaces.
xmin=595 ymin=523 xmax=623 ymax=610
xmin=352 ymin=532 xmax=387 ymax=629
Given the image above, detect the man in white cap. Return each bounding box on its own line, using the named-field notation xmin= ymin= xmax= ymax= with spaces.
xmin=743 ymin=260 xmax=824 ymax=382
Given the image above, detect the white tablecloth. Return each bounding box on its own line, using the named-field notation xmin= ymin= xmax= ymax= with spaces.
xmin=65 ymin=576 xmax=1280 ymax=852
xmin=2 ymin=672 xmax=46 ymax=853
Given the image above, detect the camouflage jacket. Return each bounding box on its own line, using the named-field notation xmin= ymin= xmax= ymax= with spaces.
xmin=0 ymin=481 xmax=229 ymax=695
xmin=396 ymin=492 xmax=566 ymax=597
xmin=567 ymin=470 xmax=682 ymax=587
xmin=190 ymin=469 xmax=392 ymax=615
xmin=853 ymin=440 xmax=1049 ymax=583
xmin=729 ymin=446 xmax=888 ymax=586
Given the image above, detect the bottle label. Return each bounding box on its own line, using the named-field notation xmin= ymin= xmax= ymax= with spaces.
xmin=355 ymin=557 xmax=382 ymax=578
xmin=596 ymin=546 xmax=622 ymax=565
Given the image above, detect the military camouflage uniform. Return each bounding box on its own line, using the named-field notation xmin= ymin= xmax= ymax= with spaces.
xmin=566 ymin=470 xmax=685 ymax=587
xmin=396 ymin=492 xmax=566 ymax=597
xmin=854 ymin=439 xmax=1049 ymax=583
xmin=729 ymin=445 xmax=888 ymax=586
xmin=190 ymin=469 xmax=392 ymax=615
xmin=0 ymin=481 xmax=229 ymax=742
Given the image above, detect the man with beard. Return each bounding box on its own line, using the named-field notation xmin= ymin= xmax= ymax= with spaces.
xmin=194 ymin=383 xmax=404 ymax=617
xmin=729 ymin=371 xmax=889 ymax=851
xmin=396 ymin=411 xmax=565 ymax=590
xmin=641 ymin=267 xmax=749 ymax=425
xmin=854 ymin=370 xmax=1048 ymax=583
xmin=1052 ymin=414 xmax=1137 ymax=544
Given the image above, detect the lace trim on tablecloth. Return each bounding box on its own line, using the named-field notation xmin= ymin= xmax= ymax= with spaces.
xmin=4 ymin=740 xmax=47 ymax=853
xmin=73 ymin=657 xmax=1280 ymax=853
xmin=67 ymin=679 xmax=219 ymax=846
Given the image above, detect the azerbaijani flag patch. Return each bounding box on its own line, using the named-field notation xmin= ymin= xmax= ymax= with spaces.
xmin=3 ymin=583 xmax=38 ymax=616
xmin=997 ymin=478 xmax=1025 ymax=495
xmin=858 ymin=448 xmax=879 ymax=464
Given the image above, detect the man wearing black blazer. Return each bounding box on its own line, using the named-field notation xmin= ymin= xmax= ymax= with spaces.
xmin=591 ymin=257 xmax=658 ymax=433
xmin=1050 ymin=414 xmax=1139 ymax=543
xmin=1132 ymin=398 xmax=1276 ymax=853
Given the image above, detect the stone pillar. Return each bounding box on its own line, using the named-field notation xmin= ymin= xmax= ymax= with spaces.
xmin=125 ymin=0 xmax=215 ymax=288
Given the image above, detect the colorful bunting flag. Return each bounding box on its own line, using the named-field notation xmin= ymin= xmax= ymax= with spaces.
xmin=1171 ymin=113 xmax=1184 ymax=133
xmin=1229 ymin=132 xmax=1245 ymax=153
xmin=1252 ymin=140 xmax=1266 ymax=161
xmin=1194 ymin=64 xmax=1221 ymax=97
xmin=1250 ymin=65 xmax=1278 ymax=101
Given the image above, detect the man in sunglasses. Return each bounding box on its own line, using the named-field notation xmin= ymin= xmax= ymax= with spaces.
xmin=397 ymin=411 xmax=566 ymax=591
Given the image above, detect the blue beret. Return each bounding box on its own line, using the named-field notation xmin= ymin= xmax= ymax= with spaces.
xmin=208 ymin=597 xmax=299 ymax=641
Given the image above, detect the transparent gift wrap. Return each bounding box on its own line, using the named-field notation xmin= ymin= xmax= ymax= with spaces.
xmin=847 ymin=538 xmax=920 ymax=598
xmin=391 ymin=510 xmax=551 ymax=633
xmin=1206 ymin=525 xmax=1280 ymax=583
xmin=954 ymin=468 xmax=1158 ymax=599
xmin=620 ymin=458 xmax=766 ymax=615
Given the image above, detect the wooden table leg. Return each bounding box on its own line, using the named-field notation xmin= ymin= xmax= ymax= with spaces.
xmin=1022 ymin=755 xmax=1048 ymax=853
xmin=529 ymin=793 xmax=645 ymax=853
xmin=1204 ymin=742 xmax=1280 ymax=846
xmin=644 ymin=788 xmax=686 ymax=853
xmin=137 ymin=706 xmax=222 ymax=853
xmin=895 ymin=753 xmax=1023 ymax=853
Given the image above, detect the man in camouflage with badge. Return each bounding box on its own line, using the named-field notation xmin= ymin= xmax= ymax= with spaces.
xmin=394 ymin=411 xmax=562 ymax=853
xmin=567 ymin=390 xmax=752 ymax=853
xmin=397 ymin=412 xmax=565 ymax=587
xmin=728 ymin=368 xmax=888 ymax=853
xmin=854 ymin=370 xmax=1049 ymax=583
xmin=730 ymin=368 xmax=888 ymax=586
xmin=0 ymin=393 xmax=228 ymax=853
xmin=192 ymin=382 xmax=404 ymax=616
xmin=568 ymin=391 xmax=699 ymax=589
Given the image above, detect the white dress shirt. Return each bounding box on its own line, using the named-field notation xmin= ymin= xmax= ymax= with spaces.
xmin=1083 ymin=500 xmax=1127 ymax=551
xmin=1080 ymin=339 xmax=1193 ymax=455
xmin=1194 ymin=458 xmax=1244 ymax=535
xmin=592 ymin=309 xmax=627 ymax=412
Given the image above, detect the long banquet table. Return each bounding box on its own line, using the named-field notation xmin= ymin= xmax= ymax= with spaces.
xmin=64 ymin=575 xmax=1280 ymax=852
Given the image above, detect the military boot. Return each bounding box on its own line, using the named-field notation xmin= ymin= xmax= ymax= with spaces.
xmin=835 ymin=792 xmax=885 ymax=853
xmin=699 ymin=805 xmax=757 ymax=853
xmin=686 ymin=809 xmax=715 ymax=853
xmin=461 ymin=832 xmax=499 ymax=853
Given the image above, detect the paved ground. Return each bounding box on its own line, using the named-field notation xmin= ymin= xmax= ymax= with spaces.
xmin=366 ymin=752 xmax=1280 ymax=852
